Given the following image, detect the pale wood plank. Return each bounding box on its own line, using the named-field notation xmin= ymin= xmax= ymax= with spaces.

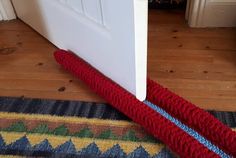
xmin=0 ymin=10 xmax=236 ymax=111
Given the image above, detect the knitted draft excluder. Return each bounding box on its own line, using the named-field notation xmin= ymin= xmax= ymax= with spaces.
xmin=54 ymin=50 xmax=236 ymax=157
xmin=147 ymin=79 xmax=236 ymax=156
xmin=144 ymin=101 xmax=228 ymax=158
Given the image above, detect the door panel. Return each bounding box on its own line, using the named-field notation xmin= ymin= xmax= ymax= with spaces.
xmin=64 ymin=0 xmax=84 ymax=14
xmin=12 ymin=0 xmax=148 ymax=101
xmin=83 ymin=0 xmax=103 ymax=24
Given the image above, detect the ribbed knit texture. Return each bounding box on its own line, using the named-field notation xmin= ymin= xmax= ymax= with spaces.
xmin=144 ymin=101 xmax=229 ymax=158
xmin=54 ymin=50 xmax=219 ymax=158
xmin=147 ymin=79 xmax=236 ymax=157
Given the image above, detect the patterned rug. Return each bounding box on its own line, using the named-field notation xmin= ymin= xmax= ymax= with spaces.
xmin=0 ymin=96 xmax=235 ymax=158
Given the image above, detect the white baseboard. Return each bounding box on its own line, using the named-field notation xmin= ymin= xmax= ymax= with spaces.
xmin=186 ymin=0 xmax=236 ymax=27
xmin=0 ymin=0 xmax=16 ymax=21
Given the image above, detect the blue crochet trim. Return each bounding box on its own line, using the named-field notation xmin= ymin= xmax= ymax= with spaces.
xmin=144 ymin=101 xmax=230 ymax=158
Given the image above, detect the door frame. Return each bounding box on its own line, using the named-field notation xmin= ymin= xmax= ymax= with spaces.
xmin=185 ymin=0 xmax=207 ymax=27
xmin=0 ymin=0 xmax=16 ymax=21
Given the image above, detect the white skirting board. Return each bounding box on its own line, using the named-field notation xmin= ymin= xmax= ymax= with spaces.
xmin=0 ymin=0 xmax=16 ymax=21
xmin=186 ymin=0 xmax=236 ymax=27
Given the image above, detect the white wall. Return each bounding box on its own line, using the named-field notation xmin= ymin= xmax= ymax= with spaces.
xmin=203 ymin=0 xmax=236 ymax=27
xmin=0 ymin=0 xmax=16 ymax=21
xmin=186 ymin=0 xmax=236 ymax=27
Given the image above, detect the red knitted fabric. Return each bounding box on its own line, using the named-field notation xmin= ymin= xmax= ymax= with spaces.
xmin=54 ymin=50 xmax=219 ymax=158
xmin=147 ymin=79 xmax=236 ymax=157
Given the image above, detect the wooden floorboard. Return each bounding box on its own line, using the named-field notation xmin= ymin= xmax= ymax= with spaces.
xmin=0 ymin=10 xmax=236 ymax=111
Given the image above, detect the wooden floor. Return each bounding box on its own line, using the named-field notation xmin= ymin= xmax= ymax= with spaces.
xmin=0 ymin=10 xmax=236 ymax=111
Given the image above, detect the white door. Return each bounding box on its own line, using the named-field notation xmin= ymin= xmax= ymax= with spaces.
xmin=12 ymin=0 xmax=148 ymax=101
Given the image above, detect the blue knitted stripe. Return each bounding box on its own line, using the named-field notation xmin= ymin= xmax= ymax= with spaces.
xmin=144 ymin=101 xmax=230 ymax=158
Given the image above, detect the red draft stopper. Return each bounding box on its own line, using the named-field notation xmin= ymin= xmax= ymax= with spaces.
xmin=54 ymin=50 xmax=219 ymax=158
xmin=147 ymin=79 xmax=236 ymax=156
